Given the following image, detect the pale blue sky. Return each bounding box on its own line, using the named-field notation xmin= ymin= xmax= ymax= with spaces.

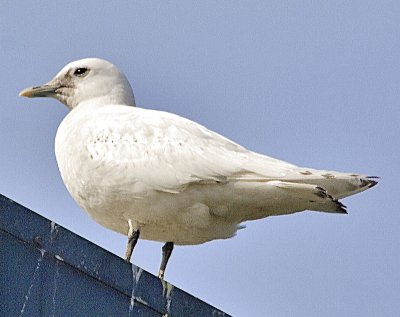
xmin=1 ymin=1 xmax=398 ymax=316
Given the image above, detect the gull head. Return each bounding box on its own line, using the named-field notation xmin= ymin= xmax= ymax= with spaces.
xmin=19 ymin=58 xmax=136 ymax=109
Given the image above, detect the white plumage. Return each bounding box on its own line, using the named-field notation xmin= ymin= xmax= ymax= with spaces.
xmin=20 ymin=58 xmax=377 ymax=277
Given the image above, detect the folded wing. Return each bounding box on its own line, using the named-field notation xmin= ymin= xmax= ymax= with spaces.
xmin=83 ymin=105 xmax=376 ymax=199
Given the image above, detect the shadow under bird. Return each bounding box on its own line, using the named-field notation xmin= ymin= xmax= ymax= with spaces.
xmin=19 ymin=58 xmax=378 ymax=279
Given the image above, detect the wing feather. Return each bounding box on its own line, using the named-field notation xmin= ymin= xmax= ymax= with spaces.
xmin=82 ymin=106 xmax=297 ymax=193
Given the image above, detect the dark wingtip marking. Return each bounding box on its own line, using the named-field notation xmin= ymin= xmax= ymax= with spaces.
xmin=368 ymin=180 xmax=378 ymax=188
xmin=314 ymin=186 xmax=347 ymax=214
xmin=365 ymin=176 xmax=379 ymax=188
xmin=358 ymin=176 xmax=379 ymax=189
xmin=336 ymin=200 xmax=347 ymax=214
xmin=315 ymin=186 xmax=328 ymax=198
xmin=337 ymin=200 xmax=347 ymax=208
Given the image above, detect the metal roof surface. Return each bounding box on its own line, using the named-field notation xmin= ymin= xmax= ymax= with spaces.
xmin=0 ymin=194 xmax=231 ymax=317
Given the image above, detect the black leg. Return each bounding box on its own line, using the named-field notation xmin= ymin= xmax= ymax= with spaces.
xmin=124 ymin=221 xmax=140 ymax=262
xmin=158 ymin=242 xmax=174 ymax=279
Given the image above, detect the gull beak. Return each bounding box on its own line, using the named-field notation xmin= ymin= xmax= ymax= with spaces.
xmin=19 ymin=83 xmax=59 ymax=98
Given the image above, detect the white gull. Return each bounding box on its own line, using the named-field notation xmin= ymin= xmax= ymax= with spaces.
xmin=19 ymin=58 xmax=378 ymax=279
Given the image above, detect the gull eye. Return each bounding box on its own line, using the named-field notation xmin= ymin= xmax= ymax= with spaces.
xmin=73 ymin=67 xmax=89 ymax=77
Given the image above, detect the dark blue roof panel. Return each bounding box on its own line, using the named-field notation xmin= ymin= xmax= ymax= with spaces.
xmin=0 ymin=194 xmax=231 ymax=317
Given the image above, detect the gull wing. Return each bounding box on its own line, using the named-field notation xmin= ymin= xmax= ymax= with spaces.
xmin=72 ymin=105 xmax=375 ymax=199
xmin=78 ymin=105 xmax=297 ymax=193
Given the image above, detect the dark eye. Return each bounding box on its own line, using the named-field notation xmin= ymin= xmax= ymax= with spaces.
xmin=73 ymin=67 xmax=89 ymax=77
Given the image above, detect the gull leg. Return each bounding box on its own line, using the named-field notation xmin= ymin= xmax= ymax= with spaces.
xmin=125 ymin=219 xmax=140 ymax=262
xmin=158 ymin=242 xmax=174 ymax=279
